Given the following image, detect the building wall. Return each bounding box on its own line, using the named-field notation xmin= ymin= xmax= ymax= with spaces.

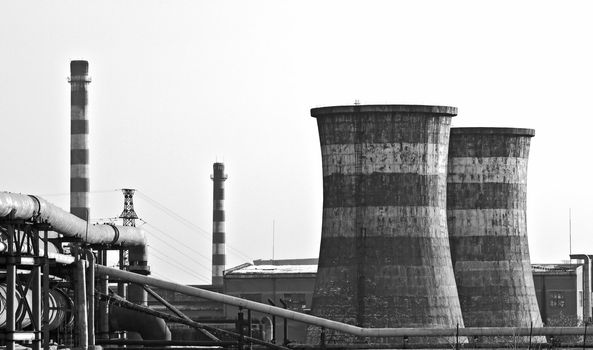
xmin=224 ymin=274 xmax=316 ymax=343
xmin=533 ymin=266 xmax=583 ymax=325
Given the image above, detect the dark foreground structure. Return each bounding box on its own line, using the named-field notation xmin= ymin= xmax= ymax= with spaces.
xmin=447 ymin=128 xmax=543 ymax=330
xmin=308 ymin=105 xmax=464 ymax=342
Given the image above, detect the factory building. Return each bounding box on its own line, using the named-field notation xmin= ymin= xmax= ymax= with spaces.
xmin=147 ymin=258 xmax=318 ymax=343
xmin=533 ymin=264 xmax=584 ymax=325
xmin=146 ymin=258 xmax=592 ymax=344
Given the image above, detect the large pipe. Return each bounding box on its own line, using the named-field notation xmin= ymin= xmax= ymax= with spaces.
xmin=95 ymin=264 xmax=590 ymax=338
xmin=69 ymin=60 xmax=91 ymax=221
xmin=109 ymin=306 xmax=171 ymax=341
xmin=0 ymin=192 xmax=146 ymax=246
xmin=0 ymin=285 xmax=74 ymax=330
xmin=0 ymin=232 xmax=75 ymax=265
xmin=447 ymin=128 xmax=542 ymax=330
xmin=308 ymin=105 xmax=463 ymax=342
xmin=74 ymin=258 xmax=88 ymax=348
xmin=211 ymin=162 xmax=227 ymax=287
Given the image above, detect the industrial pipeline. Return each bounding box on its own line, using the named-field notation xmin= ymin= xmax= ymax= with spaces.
xmin=0 ymin=192 xmax=146 ymax=246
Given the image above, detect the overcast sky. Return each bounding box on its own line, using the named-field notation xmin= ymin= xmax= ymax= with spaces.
xmin=2 ymin=1 xmax=593 ymax=284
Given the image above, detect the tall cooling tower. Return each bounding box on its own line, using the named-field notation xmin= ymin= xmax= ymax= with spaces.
xmin=447 ymin=127 xmax=542 ymax=329
xmin=309 ymin=105 xmax=464 ymax=342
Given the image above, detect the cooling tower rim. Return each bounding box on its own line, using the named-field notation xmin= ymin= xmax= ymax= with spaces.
xmin=451 ymin=127 xmax=535 ymax=137
xmin=311 ymin=104 xmax=457 ymax=117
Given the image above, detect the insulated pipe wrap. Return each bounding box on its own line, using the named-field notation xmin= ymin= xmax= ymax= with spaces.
xmin=0 ymin=192 xmax=146 ymax=246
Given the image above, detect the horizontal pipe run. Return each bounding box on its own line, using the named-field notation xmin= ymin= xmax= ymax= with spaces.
xmin=97 ymin=339 xmax=237 ymax=346
xmin=0 ymin=192 xmax=146 ymax=247
xmin=97 ymin=291 xmax=289 ymax=350
xmin=95 ymin=265 xmax=589 ymax=338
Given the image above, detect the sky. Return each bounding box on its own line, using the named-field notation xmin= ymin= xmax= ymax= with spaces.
xmin=1 ymin=1 xmax=593 ymax=284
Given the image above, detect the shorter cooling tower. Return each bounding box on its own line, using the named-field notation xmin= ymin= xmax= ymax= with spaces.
xmin=447 ymin=127 xmax=543 ymax=329
xmin=309 ymin=105 xmax=464 ymax=343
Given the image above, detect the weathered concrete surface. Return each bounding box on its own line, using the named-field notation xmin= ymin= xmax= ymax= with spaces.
xmin=309 ymin=105 xmax=464 ymax=343
xmin=447 ymin=128 xmax=543 ymax=332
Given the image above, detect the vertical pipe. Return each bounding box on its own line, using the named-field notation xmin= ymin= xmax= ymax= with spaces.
xmin=97 ymin=250 xmax=109 ymax=339
xmin=118 ymin=249 xmax=127 ymax=300
xmin=308 ymin=105 xmax=462 ymax=343
xmin=7 ymin=222 xmax=16 ymax=350
xmin=211 ymin=163 xmax=227 ymax=287
xmin=583 ymin=258 xmax=591 ymax=323
xmin=69 ymin=60 xmax=91 ymax=220
xmin=42 ymin=230 xmax=50 ymax=350
xmin=448 ymin=128 xmax=542 ymax=330
xmin=32 ymin=234 xmax=41 ymax=350
xmin=75 ymin=258 xmax=88 ymax=349
xmin=86 ymin=251 xmax=95 ymax=347
xmin=238 ymin=310 xmax=245 ymax=350
xmin=127 ymin=245 xmax=148 ymax=306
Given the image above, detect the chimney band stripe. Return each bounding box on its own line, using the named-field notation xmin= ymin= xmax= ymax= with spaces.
xmin=212 ymin=243 xmax=225 ymax=254
xmin=70 ymin=165 xmax=89 ymax=178
xmin=71 ymin=149 xmax=89 ymax=164
xmin=71 ymin=120 xmax=89 ymax=133
xmin=213 ymin=222 xmax=225 ymax=233
xmin=70 ymin=178 xmax=89 ymax=191
xmin=212 ymin=255 xmax=226 ymax=265
xmin=213 ymin=232 xmax=225 ymax=243
xmin=213 ymin=210 xmax=225 ymax=221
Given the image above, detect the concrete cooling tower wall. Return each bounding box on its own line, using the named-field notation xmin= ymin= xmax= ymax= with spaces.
xmin=309 ymin=105 xmax=464 ymax=343
xmin=447 ymin=127 xmax=543 ymax=329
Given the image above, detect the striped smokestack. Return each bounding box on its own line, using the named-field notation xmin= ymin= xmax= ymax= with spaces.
xmin=69 ymin=60 xmax=91 ymax=220
xmin=211 ymin=163 xmax=227 ymax=287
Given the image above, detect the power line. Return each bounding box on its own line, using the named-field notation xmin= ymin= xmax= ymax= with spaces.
xmin=141 ymin=220 xmax=211 ymax=264
xmin=148 ymin=245 xmax=210 ymax=283
xmin=135 ymin=190 xmax=252 ymax=262
xmin=38 ymin=189 xmax=120 ymax=197
xmin=142 ymin=225 xmax=211 ymax=272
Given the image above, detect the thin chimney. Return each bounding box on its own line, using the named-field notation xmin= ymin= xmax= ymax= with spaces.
xmin=211 ymin=163 xmax=227 ymax=287
xmin=69 ymin=60 xmax=91 ymax=220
